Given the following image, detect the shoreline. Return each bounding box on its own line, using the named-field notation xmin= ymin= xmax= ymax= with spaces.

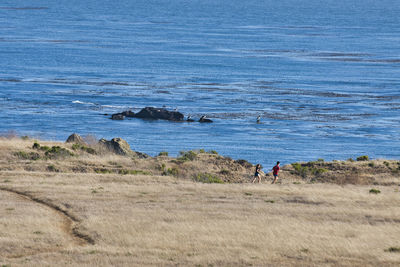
xmin=1 ymin=134 xmax=399 ymax=186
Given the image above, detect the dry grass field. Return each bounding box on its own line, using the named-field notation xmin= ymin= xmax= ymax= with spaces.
xmin=1 ymin=137 xmax=400 ymax=266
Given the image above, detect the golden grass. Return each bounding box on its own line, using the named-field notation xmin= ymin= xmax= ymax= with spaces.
xmin=1 ymin=137 xmax=400 ymax=266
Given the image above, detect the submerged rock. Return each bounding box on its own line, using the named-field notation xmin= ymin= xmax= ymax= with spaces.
xmin=199 ymin=115 xmax=213 ymax=123
xmin=111 ymin=114 xmax=124 ymax=120
xmin=120 ymin=110 xmax=135 ymax=117
xmin=133 ymin=107 xmax=184 ymax=121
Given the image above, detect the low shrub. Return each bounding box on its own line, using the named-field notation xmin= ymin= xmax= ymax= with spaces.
xmin=368 ymin=162 xmax=375 ymax=167
xmin=208 ymin=150 xmax=218 ymax=155
xmin=118 ymin=169 xmax=151 ymax=175
xmin=158 ymin=151 xmax=169 ymax=156
xmin=32 ymin=142 xmax=40 ymax=149
xmin=14 ymin=151 xmax=40 ymax=160
xmin=347 ymin=158 xmax=354 ymax=162
xmin=95 ymin=168 xmax=113 ymax=174
xmin=71 ymin=143 xmax=96 ymax=154
xmin=194 ymin=173 xmax=224 ymax=184
xmin=383 ymin=161 xmax=390 ymax=167
xmin=47 ymin=165 xmax=59 ymax=172
xmin=219 ymin=169 xmax=231 ymax=175
xmin=369 ymin=188 xmax=381 ymax=194
xmin=178 ymin=150 xmax=197 ymax=161
xmin=45 ymin=146 xmax=74 ymax=158
xmin=291 ymin=162 xmax=329 ymax=178
xmin=357 ymin=155 xmax=369 ymax=161
xmin=162 ymin=167 xmax=179 ymax=177
xmin=385 ymin=247 xmax=400 ymax=253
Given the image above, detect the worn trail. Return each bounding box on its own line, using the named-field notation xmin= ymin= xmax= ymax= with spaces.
xmin=0 ymin=186 xmax=94 ymax=259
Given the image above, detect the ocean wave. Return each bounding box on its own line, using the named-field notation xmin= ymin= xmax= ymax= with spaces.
xmin=72 ymin=100 xmax=96 ymax=105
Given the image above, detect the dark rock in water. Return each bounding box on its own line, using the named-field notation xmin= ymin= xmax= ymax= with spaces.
xmin=65 ymin=133 xmax=86 ymax=145
xmin=111 ymin=114 xmax=125 ymax=120
xmin=199 ymin=116 xmax=213 ymax=123
xmin=186 ymin=115 xmax=195 ymax=122
xmin=98 ymin=137 xmax=133 ymax=156
xmin=134 ymin=107 xmax=184 ymax=121
xmin=120 ymin=110 xmax=135 ymax=117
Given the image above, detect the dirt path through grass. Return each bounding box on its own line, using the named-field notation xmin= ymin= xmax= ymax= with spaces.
xmin=0 ymin=186 xmax=94 ymax=259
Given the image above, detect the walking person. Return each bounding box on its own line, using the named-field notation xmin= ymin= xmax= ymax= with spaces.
xmin=252 ymin=164 xmax=262 ymax=183
xmin=272 ymin=161 xmax=280 ymax=184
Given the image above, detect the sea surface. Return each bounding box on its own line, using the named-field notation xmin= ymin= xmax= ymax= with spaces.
xmin=1 ymin=0 xmax=400 ymax=167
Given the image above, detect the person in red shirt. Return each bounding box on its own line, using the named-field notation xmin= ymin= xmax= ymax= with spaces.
xmin=272 ymin=161 xmax=280 ymax=184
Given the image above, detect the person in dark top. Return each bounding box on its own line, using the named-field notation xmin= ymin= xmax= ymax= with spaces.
xmin=252 ymin=164 xmax=262 ymax=183
xmin=272 ymin=161 xmax=280 ymax=184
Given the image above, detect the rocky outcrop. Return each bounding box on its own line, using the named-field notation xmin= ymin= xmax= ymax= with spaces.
xmin=98 ymin=138 xmax=133 ymax=156
xmin=111 ymin=107 xmax=184 ymax=121
xmin=111 ymin=114 xmax=124 ymax=120
xmin=120 ymin=110 xmax=135 ymax=117
xmin=65 ymin=133 xmax=86 ymax=145
xmin=199 ymin=116 xmax=213 ymax=123
xmin=134 ymin=107 xmax=184 ymax=121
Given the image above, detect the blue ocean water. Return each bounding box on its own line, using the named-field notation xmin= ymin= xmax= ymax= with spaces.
xmin=1 ymin=0 xmax=399 ymax=167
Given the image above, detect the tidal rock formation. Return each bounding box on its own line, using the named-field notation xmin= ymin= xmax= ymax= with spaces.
xmin=186 ymin=115 xmax=195 ymax=122
xmin=199 ymin=115 xmax=213 ymax=123
xmin=98 ymin=137 xmax=133 ymax=156
xmin=65 ymin=133 xmax=86 ymax=145
xmin=120 ymin=110 xmax=135 ymax=117
xmin=111 ymin=114 xmax=124 ymax=120
xmin=133 ymin=107 xmax=184 ymax=121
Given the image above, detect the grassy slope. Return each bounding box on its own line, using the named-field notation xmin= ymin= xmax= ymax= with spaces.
xmin=1 ymin=138 xmax=400 ymax=266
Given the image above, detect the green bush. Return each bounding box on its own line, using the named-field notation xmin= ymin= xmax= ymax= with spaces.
xmin=357 ymin=155 xmax=369 ymax=161
xmin=32 ymin=142 xmax=40 ymax=149
xmin=219 ymin=169 xmax=231 ymax=175
xmin=47 ymin=165 xmax=59 ymax=172
xmin=347 ymin=158 xmax=354 ymax=162
xmin=368 ymin=162 xmax=375 ymax=167
xmin=199 ymin=149 xmax=206 ymax=153
xmin=383 ymin=161 xmax=390 ymax=167
xmin=369 ymin=188 xmax=381 ymax=194
xmin=208 ymin=150 xmax=218 ymax=155
xmin=291 ymin=163 xmax=329 ymax=178
xmin=40 ymin=146 xmax=50 ymax=151
xmin=178 ymin=150 xmax=197 ymax=161
xmin=71 ymin=144 xmax=96 ymax=154
xmin=385 ymin=247 xmax=400 ymax=253
xmin=45 ymin=146 xmax=74 ymax=158
xmin=194 ymin=173 xmax=224 ymax=184
xmin=158 ymin=151 xmax=169 ymax=156
xmin=162 ymin=167 xmax=179 ymax=177
xmin=317 ymin=158 xmax=324 ymax=162
xmin=291 ymin=163 xmax=308 ymax=178
xmin=14 ymin=151 xmax=40 ymax=160
xmin=94 ymin=168 xmax=113 ymax=174
xmin=71 ymin=144 xmax=81 ymax=150
xmin=118 ymin=169 xmax=151 ymax=175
